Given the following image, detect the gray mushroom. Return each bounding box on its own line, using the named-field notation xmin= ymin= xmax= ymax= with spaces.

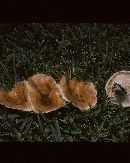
xmin=105 ymin=71 xmax=130 ymax=107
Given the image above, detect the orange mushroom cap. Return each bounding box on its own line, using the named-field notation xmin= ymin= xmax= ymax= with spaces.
xmin=0 ymin=81 xmax=32 ymax=111
xmin=59 ymin=75 xmax=97 ymax=111
xmin=105 ymin=70 xmax=130 ymax=107
xmin=28 ymin=74 xmax=65 ymax=113
xmin=0 ymin=74 xmax=65 ymax=113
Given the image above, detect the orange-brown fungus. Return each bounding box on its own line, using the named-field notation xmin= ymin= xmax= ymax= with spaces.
xmin=59 ymin=75 xmax=97 ymax=110
xmin=0 ymin=74 xmax=65 ymax=113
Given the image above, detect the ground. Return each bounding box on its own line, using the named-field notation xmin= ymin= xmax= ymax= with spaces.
xmin=0 ymin=23 xmax=130 ymax=142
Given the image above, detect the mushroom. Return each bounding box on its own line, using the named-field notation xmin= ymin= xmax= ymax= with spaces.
xmin=105 ymin=70 xmax=130 ymax=107
xmin=0 ymin=74 xmax=65 ymax=113
xmin=27 ymin=74 xmax=65 ymax=113
xmin=59 ymin=75 xmax=97 ymax=111
xmin=0 ymin=81 xmax=32 ymax=112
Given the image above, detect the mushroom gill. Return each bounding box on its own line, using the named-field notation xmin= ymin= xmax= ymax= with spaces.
xmin=59 ymin=75 xmax=97 ymax=111
xmin=105 ymin=70 xmax=130 ymax=107
xmin=0 ymin=74 xmax=65 ymax=113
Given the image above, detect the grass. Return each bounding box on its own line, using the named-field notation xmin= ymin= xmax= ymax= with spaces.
xmin=0 ymin=23 xmax=130 ymax=142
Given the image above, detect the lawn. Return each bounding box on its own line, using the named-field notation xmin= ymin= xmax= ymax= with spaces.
xmin=0 ymin=23 xmax=130 ymax=142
